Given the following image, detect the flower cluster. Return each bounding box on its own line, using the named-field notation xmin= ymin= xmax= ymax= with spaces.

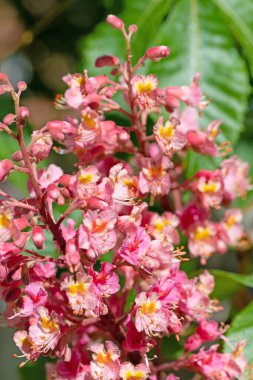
xmin=0 ymin=14 xmax=250 ymax=380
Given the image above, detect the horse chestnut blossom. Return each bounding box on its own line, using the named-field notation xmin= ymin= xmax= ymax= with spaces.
xmin=0 ymin=14 xmax=251 ymax=380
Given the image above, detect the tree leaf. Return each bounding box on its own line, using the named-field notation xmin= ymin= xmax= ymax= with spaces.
xmin=211 ymin=269 xmax=253 ymax=300
xmin=211 ymin=0 xmax=253 ymax=76
xmin=224 ymin=300 xmax=253 ymax=373
xmin=148 ymin=0 xmax=250 ymax=176
xmin=79 ymin=0 xmax=174 ymax=75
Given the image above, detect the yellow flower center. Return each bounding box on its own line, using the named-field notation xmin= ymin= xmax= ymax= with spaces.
xmin=194 ymin=227 xmax=211 ymax=241
xmin=79 ymin=173 xmax=93 ymax=184
xmin=154 ymin=219 xmax=170 ymax=233
xmin=82 ymin=113 xmax=96 ymax=129
xmin=125 ymin=371 xmax=145 ymax=380
xmin=226 ymin=215 xmax=236 ymax=228
xmin=96 ymin=352 xmax=112 ymax=365
xmin=200 ymin=181 xmax=219 ymax=193
xmin=159 ymin=124 xmax=175 ymax=140
xmin=140 ymin=301 xmax=157 ymax=315
xmin=68 ymin=281 xmax=87 ymax=296
xmin=40 ymin=317 xmax=59 ymax=332
xmin=136 ymin=81 xmax=153 ymax=94
xmin=0 ymin=212 xmax=10 ymax=229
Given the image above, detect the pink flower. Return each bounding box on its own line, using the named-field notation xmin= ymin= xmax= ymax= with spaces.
xmin=110 ymin=164 xmax=139 ymax=205
xmin=29 ymin=307 xmax=61 ymax=353
xmin=222 ymin=209 xmax=244 ymax=245
xmin=132 ymin=74 xmax=158 ymax=108
xmin=118 ymin=227 xmax=151 ymax=267
xmin=165 ymin=73 xmax=203 ymax=109
xmin=188 ymin=221 xmax=228 ymax=264
xmin=120 ymin=362 xmax=149 ymax=380
xmin=90 ymin=262 xmax=120 ymax=297
xmin=154 ymin=117 xmax=185 ymax=156
xmin=89 ymin=341 xmax=120 ymax=380
xmin=134 ymin=292 xmax=169 ymax=335
xmin=78 ymin=208 xmax=117 ymax=260
xmin=61 ymin=272 xmax=97 ymax=315
xmin=149 ymin=212 xmax=179 ymax=244
xmin=76 ymin=165 xmax=100 ymax=198
xmin=139 ymin=156 xmax=172 ymax=196
xmin=193 ymin=170 xmax=224 ymax=209
xmin=221 ymin=156 xmax=250 ymax=202
xmin=185 ymin=319 xmax=224 ymax=351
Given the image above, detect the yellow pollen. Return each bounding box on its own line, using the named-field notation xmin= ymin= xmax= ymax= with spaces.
xmin=226 ymin=215 xmax=236 ymax=228
xmin=82 ymin=113 xmax=96 ymax=128
xmin=68 ymin=281 xmax=87 ymax=296
xmin=201 ymin=182 xmax=218 ymax=193
xmin=96 ymin=352 xmax=112 ymax=365
xmin=79 ymin=173 xmax=93 ymax=185
xmin=0 ymin=212 xmax=10 ymax=229
xmin=136 ymin=81 xmax=153 ymax=94
xmin=125 ymin=371 xmax=145 ymax=380
xmin=159 ymin=124 xmax=175 ymax=140
xmin=140 ymin=301 xmax=157 ymax=315
xmin=41 ymin=317 xmax=58 ymax=332
xmin=194 ymin=227 xmax=211 ymax=241
xmin=154 ymin=220 xmax=170 ymax=233
xmin=210 ymin=127 xmax=218 ymax=140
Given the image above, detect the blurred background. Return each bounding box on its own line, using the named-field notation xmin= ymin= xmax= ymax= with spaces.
xmin=0 ymin=0 xmax=253 ymax=379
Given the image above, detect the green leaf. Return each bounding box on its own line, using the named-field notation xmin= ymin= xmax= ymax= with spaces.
xmin=224 ymin=300 xmax=253 ymax=372
xmin=79 ymin=0 xmax=174 ymax=75
xmin=211 ymin=0 xmax=253 ymax=76
xmin=18 ymin=357 xmax=47 ymax=380
xmin=148 ymin=0 xmax=249 ymax=173
xmin=211 ymin=270 xmax=253 ymax=300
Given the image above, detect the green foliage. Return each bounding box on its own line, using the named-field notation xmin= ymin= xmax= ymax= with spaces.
xmin=211 ymin=269 xmax=253 ymax=300
xmin=80 ymin=0 xmax=253 ymax=175
xmin=224 ymin=300 xmax=253 ymax=377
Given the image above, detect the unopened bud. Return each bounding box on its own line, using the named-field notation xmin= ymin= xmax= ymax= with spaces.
xmin=106 ymin=14 xmax=124 ymax=30
xmin=46 ymin=120 xmax=76 ymax=141
xmin=95 ymin=55 xmax=120 ymax=68
xmin=17 ymin=81 xmax=27 ymax=92
xmin=32 ymin=226 xmax=45 ymax=250
xmin=65 ymin=238 xmax=80 ymax=268
xmin=3 ymin=113 xmax=16 ymax=125
xmin=146 ymin=46 xmax=170 ymax=61
xmin=0 ymin=159 xmax=13 ymax=182
xmin=0 ymin=73 xmax=9 ymax=83
xmin=19 ymin=106 xmax=30 ymax=119
xmin=128 ymin=24 xmax=138 ymax=34
xmin=11 ymin=151 xmax=23 ymax=162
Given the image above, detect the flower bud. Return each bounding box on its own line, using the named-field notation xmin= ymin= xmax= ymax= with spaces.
xmin=17 ymin=81 xmax=27 ymax=92
xmin=19 ymin=106 xmax=30 ymax=119
xmin=3 ymin=113 xmax=16 ymax=125
xmin=0 ymin=73 xmax=9 ymax=83
xmin=65 ymin=238 xmax=80 ymax=268
xmin=106 ymin=14 xmax=124 ymax=30
xmin=11 ymin=151 xmax=23 ymax=162
xmin=0 ymin=159 xmax=13 ymax=182
xmin=95 ymin=55 xmax=120 ymax=68
xmin=46 ymin=120 xmax=76 ymax=141
xmin=128 ymin=24 xmax=138 ymax=34
xmin=32 ymin=226 xmax=45 ymax=250
xmin=146 ymin=46 xmax=170 ymax=61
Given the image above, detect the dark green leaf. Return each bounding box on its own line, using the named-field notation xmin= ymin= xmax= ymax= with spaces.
xmin=211 ymin=0 xmax=253 ymax=76
xmin=148 ymin=0 xmax=249 ymax=172
xmin=211 ymin=269 xmax=253 ymax=300
xmin=224 ymin=300 xmax=253 ymax=375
